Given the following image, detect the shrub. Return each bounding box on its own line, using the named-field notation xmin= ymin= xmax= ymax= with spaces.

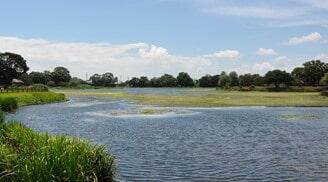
xmin=30 ymin=84 xmax=49 ymax=91
xmin=0 ymin=97 xmax=18 ymax=112
xmin=321 ymin=90 xmax=328 ymax=96
xmin=47 ymin=81 xmax=56 ymax=87
xmin=0 ymin=111 xmax=4 ymax=122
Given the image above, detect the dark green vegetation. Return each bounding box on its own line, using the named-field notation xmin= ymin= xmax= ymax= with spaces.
xmin=0 ymin=119 xmax=115 ymax=181
xmin=0 ymin=92 xmax=65 ymax=109
xmin=0 ymin=52 xmax=29 ymax=89
xmin=1 ymin=51 xmax=325 ymax=91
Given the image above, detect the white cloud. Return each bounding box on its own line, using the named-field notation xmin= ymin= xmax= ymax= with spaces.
xmin=205 ymin=49 xmax=240 ymax=60
xmin=256 ymin=48 xmax=277 ymax=56
xmin=0 ymin=36 xmax=225 ymax=80
xmin=284 ymin=32 xmax=322 ymax=46
xmin=138 ymin=45 xmax=169 ymax=59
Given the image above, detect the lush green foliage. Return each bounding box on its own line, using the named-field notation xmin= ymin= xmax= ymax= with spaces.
xmin=218 ymin=72 xmax=231 ymax=88
xmin=0 ymin=122 xmax=115 ymax=181
xmin=198 ymin=74 xmax=219 ymax=87
xmin=265 ymin=70 xmax=292 ymax=88
xmin=90 ymin=73 xmax=117 ymax=87
xmin=177 ymin=72 xmax=194 ymax=87
xmin=0 ymin=92 xmax=65 ymax=107
xmin=0 ymin=97 xmax=18 ymax=112
xmin=0 ymin=52 xmax=29 ymax=88
xmin=0 ymin=111 xmax=4 ymax=123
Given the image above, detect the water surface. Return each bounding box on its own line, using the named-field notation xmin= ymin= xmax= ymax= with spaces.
xmin=7 ymin=95 xmax=328 ymax=181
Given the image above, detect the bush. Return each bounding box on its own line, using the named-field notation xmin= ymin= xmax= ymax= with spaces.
xmin=47 ymin=81 xmax=56 ymax=87
xmin=0 ymin=111 xmax=4 ymax=122
xmin=321 ymin=90 xmax=328 ymax=96
xmin=0 ymin=97 xmax=18 ymax=112
xmin=30 ymin=84 xmax=49 ymax=91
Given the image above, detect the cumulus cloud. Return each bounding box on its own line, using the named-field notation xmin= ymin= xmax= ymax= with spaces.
xmin=205 ymin=49 xmax=240 ymax=60
xmin=256 ymin=48 xmax=276 ymax=56
xmin=231 ymin=56 xmax=295 ymax=75
xmin=0 ymin=36 xmax=228 ymax=80
xmin=284 ymin=32 xmax=322 ymax=46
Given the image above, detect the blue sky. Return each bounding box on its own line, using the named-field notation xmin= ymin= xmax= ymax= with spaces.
xmin=0 ymin=0 xmax=327 ymax=80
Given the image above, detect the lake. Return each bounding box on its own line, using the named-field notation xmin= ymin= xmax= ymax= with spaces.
xmin=7 ymin=89 xmax=328 ymax=181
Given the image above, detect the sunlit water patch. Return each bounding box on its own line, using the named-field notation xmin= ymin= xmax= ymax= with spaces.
xmin=6 ymin=96 xmax=328 ymax=181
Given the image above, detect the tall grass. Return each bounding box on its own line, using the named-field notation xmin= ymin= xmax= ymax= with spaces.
xmin=0 ymin=92 xmax=65 ymax=107
xmin=0 ymin=122 xmax=115 ymax=181
xmin=0 ymin=98 xmax=18 ymax=112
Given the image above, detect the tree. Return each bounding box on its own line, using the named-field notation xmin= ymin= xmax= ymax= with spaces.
xmin=139 ymin=76 xmax=149 ymax=87
xmin=102 ymin=72 xmax=117 ymax=86
xmin=218 ymin=72 xmax=231 ymax=88
xmin=29 ymin=72 xmax=47 ymax=84
xmin=253 ymin=74 xmax=265 ymax=86
xmin=198 ymin=74 xmax=219 ymax=87
xmin=291 ymin=67 xmax=305 ymax=86
xmin=265 ymin=69 xmax=292 ymax=88
xmin=90 ymin=74 xmax=103 ymax=86
xmin=177 ymin=72 xmax=194 ymax=87
xmin=320 ymin=73 xmax=328 ymax=86
xmin=128 ymin=77 xmax=140 ymax=87
xmin=158 ymin=74 xmax=177 ymax=87
xmin=229 ymin=71 xmax=239 ymax=86
xmin=51 ymin=67 xmax=71 ymax=85
xmin=303 ymin=60 xmax=328 ymax=86
xmin=0 ymin=52 xmax=29 ymax=88
xmin=239 ymin=74 xmax=254 ymax=87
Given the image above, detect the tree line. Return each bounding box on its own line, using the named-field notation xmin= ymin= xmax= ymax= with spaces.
xmin=1 ymin=52 xmax=328 ymax=89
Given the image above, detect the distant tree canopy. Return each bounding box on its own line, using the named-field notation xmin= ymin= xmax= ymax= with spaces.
xmin=51 ymin=67 xmax=71 ymax=85
xmin=90 ymin=72 xmax=117 ymax=86
xmin=218 ymin=72 xmax=231 ymax=88
xmin=0 ymin=52 xmax=29 ymax=88
xmin=303 ymin=60 xmax=328 ymax=86
xmin=177 ymin=72 xmax=194 ymax=87
xmin=265 ymin=70 xmax=292 ymax=88
xmin=198 ymin=74 xmax=219 ymax=87
xmin=29 ymin=72 xmax=48 ymax=85
xmin=2 ymin=51 xmax=328 ymax=90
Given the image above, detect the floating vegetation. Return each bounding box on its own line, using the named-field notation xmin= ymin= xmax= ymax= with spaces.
xmin=279 ymin=113 xmax=320 ymax=121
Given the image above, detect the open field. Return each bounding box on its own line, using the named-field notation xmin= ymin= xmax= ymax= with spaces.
xmin=55 ymin=88 xmax=328 ymax=107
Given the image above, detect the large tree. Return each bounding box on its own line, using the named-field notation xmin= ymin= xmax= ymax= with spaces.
xmin=239 ymin=74 xmax=254 ymax=87
xmin=218 ymin=71 xmax=231 ymax=88
xmin=51 ymin=67 xmax=71 ymax=85
xmin=29 ymin=72 xmax=47 ymax=84
xmin=177 ymin=72 xmax=194 ymax=87
xmin=0 ymin=52 xmax=29 ymax=88
xmin=229 ymin=71 xmax=239 ymax=86
xmin=158 ymin=74 xmax=177 ymax=87
xmin=291 ymin=67 xmax=305 ymax=86
xmin=303 ymin=60 xmax=328 ymax=86
xmin=265 ymin=69 xmax=292 ymax=88
xmin=198 ymin=74 xmax=219 ymax=87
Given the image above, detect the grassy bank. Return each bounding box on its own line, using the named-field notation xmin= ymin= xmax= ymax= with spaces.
xmin=0 ymin=92 xmax=66 ymax=108
xmin=0 ymin=120 xmax=115 ymax=181
xmin=57 ymin=89 xmax=328 ymax=107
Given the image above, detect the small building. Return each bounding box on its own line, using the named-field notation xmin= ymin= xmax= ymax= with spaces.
xmin=12 ymin=79 xmax=24 ymax=86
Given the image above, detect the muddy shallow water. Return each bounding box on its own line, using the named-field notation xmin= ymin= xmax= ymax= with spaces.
xmin=7 ymin=96 xmax=328 ymax=181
